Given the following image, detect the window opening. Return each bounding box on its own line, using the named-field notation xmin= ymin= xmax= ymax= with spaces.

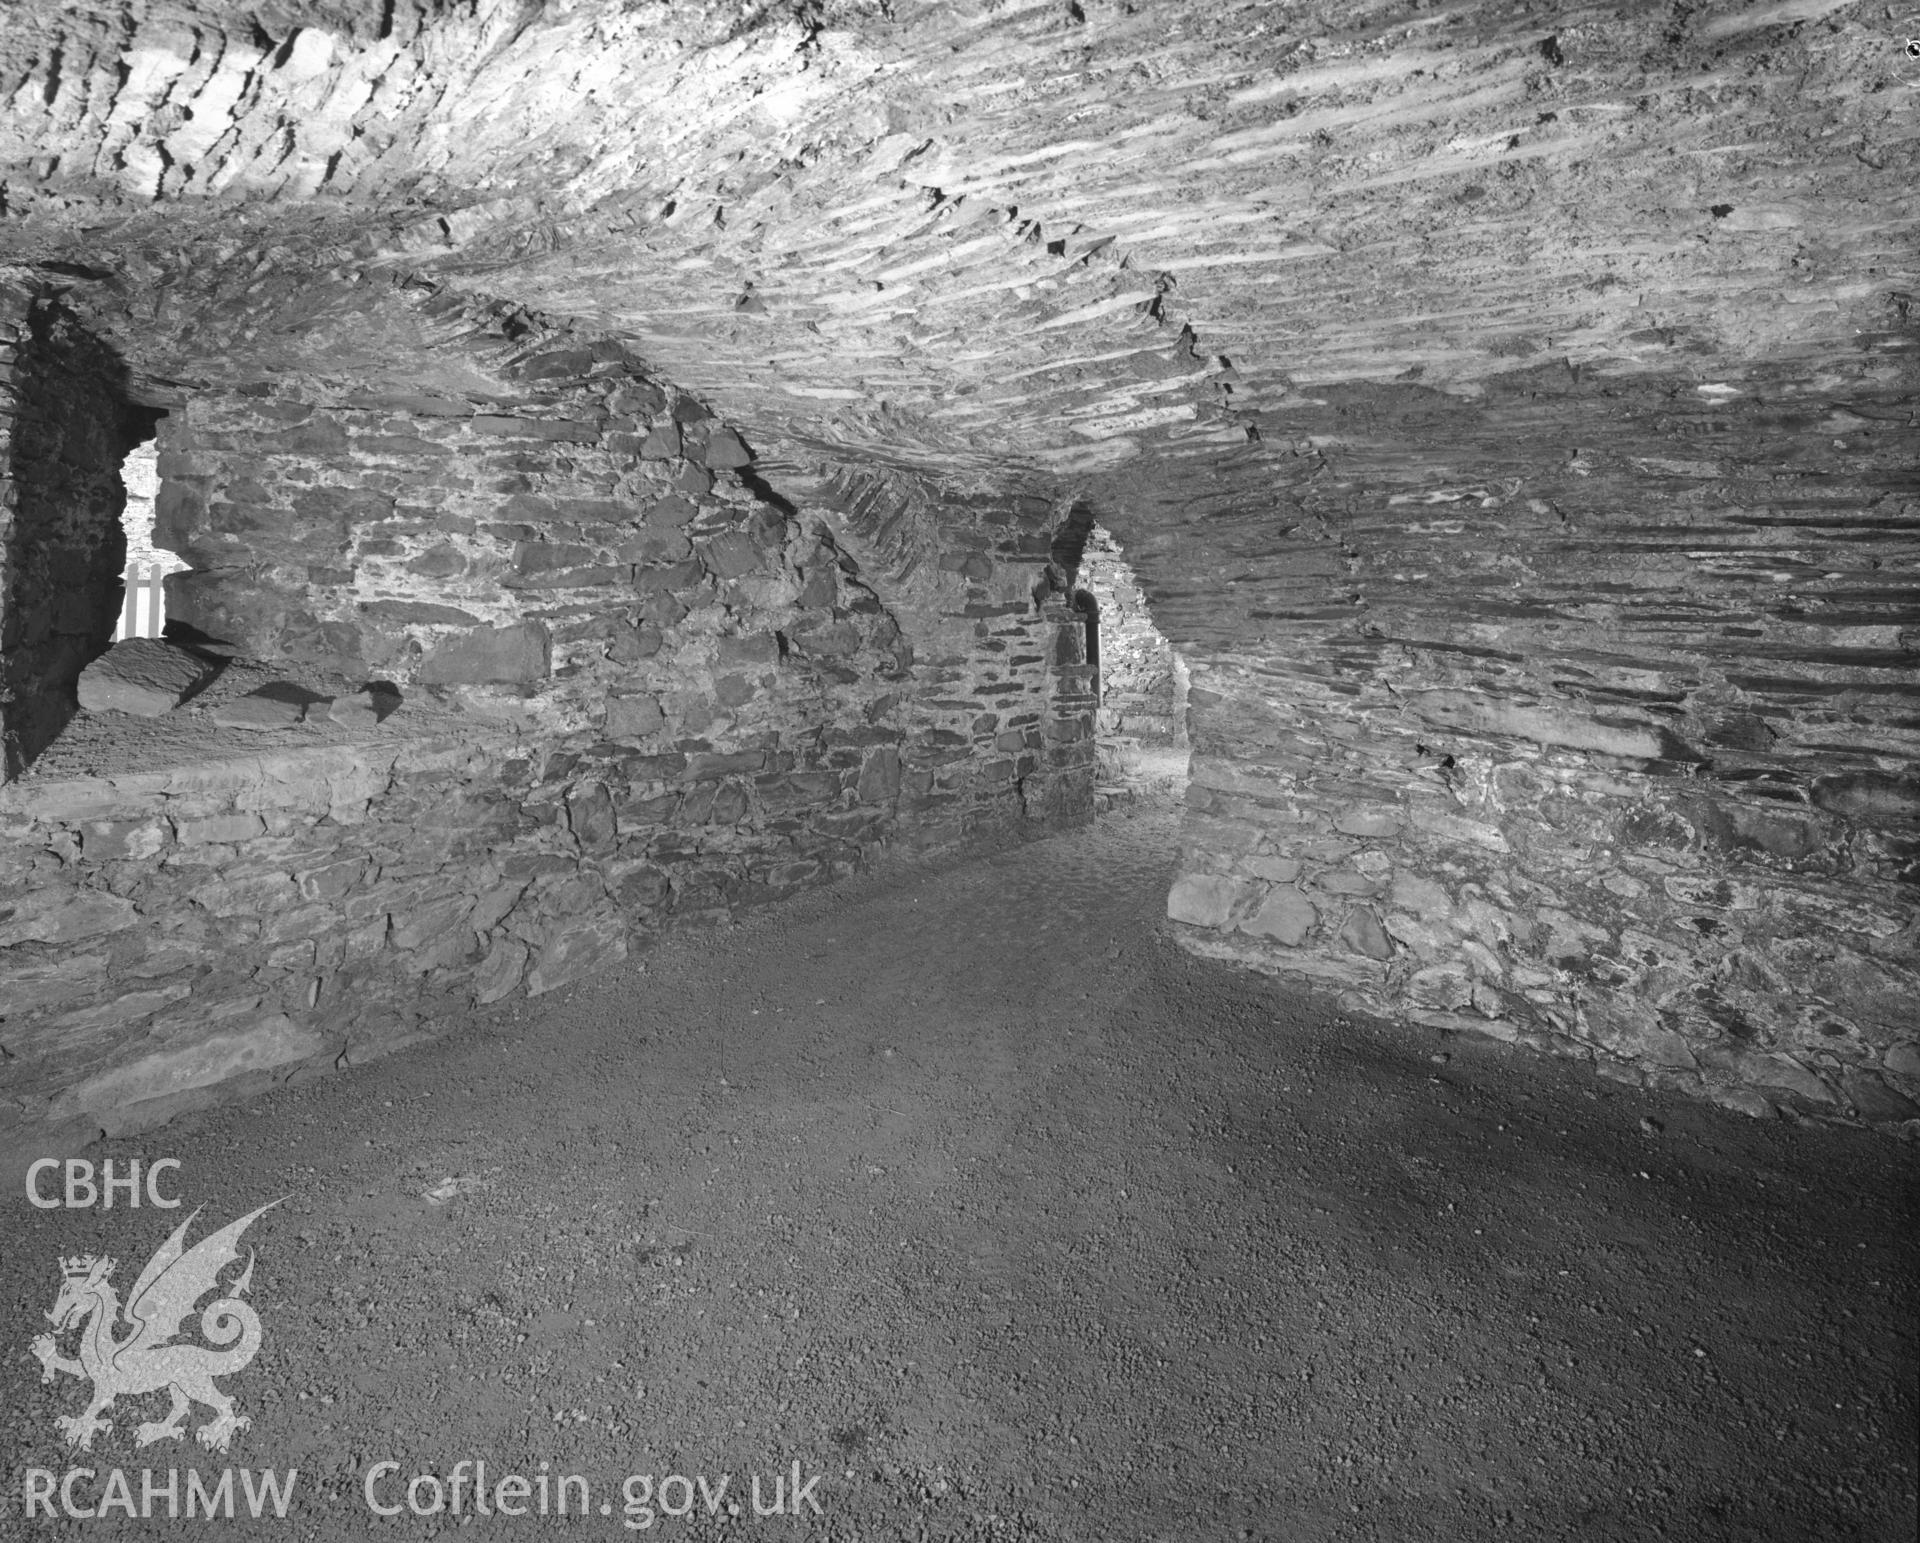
xmin=113 ymin=432 xmax=187 ymax=641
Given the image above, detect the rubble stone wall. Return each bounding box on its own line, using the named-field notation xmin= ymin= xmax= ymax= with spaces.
xmin=0 ymin=351 xmax=1094 ymax=1146
xmin=1143 ymin=376 xmax=1920 ymax=1131
xmin=0 ymin=286 xmax=144 ymax=777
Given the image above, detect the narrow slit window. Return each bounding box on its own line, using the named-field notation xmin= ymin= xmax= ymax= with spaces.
xmin=113 ymin=432 xmax=188 ymax=642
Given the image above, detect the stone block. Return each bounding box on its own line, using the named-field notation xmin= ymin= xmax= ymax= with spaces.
xmin=417 ymin=621 xmax=551 ymax=685
xmin=1409 ymin=962 xmax=1474 ymax=1009
xmin=1334 ymin=808 xmax=1402 ymax=838
xmin=609 ymin=384 xmax=668 ymax=416
xmin=702 ymin=532 xmax=762 ymax=578
xmin=505 ymin=562 xmax=627 ymax=590
xmin=512 ymin=539 xmax=596 ymax=575
xmin=289 ymin=482 xmax=393 ymax=530
xmin=48 ymin=1015 xmax=326 ymax=1119
xmin=799 ymin=566 xmax=838 ymax=609
xmin=473 ymin=938 xmax=529 ymax=1004
xmin=639 ymin=422 xmax=681 ymax=458
xmin=265 ymin=939 xmax=317 ymax=974
xmin=46 ymin=984 xmax=193 ymax=1037
xmin=607 ymin=621 xmax=666 ymax=663
xmin=196 ymin=870 xmax=299 ymax=916
xmin=1407 ymin=803 xmax=1511 ymax=853
xmin=76 ymin=639 xmax=218 ymax=716
xmin=567 ymin=783 xmax=618 ymax=852
xmin=468 ymin=881 xmax=528 ymax=935
xmin=174 ymin=812 xmax=267 ymax=845
xmin=687 ymin=750 xmax=765 ymax=780
xmin=0 ymin=892 xmax=138 ymax=947
xmin=618 ymin=530 xmax=693 ymax=563
xmin=700 ymin=427 xmax=752 ymax=468
xmin=1389 ymin=872 xmax=1452 ymax=920
xmin=757 ymin=771 xmax=840 ymax=811
xmin=1339 ymin=907 xmax=1393 ymax=960
xmin=511 ymin=345 xmax=600 ymax=380
xmin=1242 ymin=855 xmax=1301 ymax=884
xmin=801 ymin=620 xmax=861 ymax=656
xmin=606 ymin=694 xmax=666 ymax=738
xmin=81 ymin=819 xmax=168 ymax=863
xmin=717 ymin=633 xmax=780 ymax=665
xmin=636 ymin=592 xmax=691 ymax=628
xmin=1840 ymin=1068 xmax=1920 ymax=1124
xmin=296 ymin=857 xmax=368 ymax=903
xmin=472 ymin=415 xmax=598 ymax=442
xmin=1167 ymin=873 xmax=1253 ymax=930
xmin=357 ymin=599 xmax=478 ymax=625
xmin=624 ymin=752 xmax=688 ymax=780
xmin=1812 ymin=772 xmax=1920 ymax=830
xmin=527 ymin=913 xmax=627 ymax=996
xmin=391 ymin=893 xmax=477 ymax=953
xmin=1591 ymin=1015 xmax=1692 ymax=1070
xmin=1705 ymin=1086 xmax=1777 ymax=1119
xmin=322 ymin=689 xmax=391 ymax=729
xmin=611 ymin=862 xmax=672 ymax=910
xmin=1240 ymin=887 xmax=1317 ymax=946
xmin=634 ymin=559 xmax=705 ymax=593
xmin=673 ymin=463 xmax=714 ymax=497
xmin=211 ymin=692 xmax=307 ymax=729
xmin=1700 ymin=802 xmax=1822 ymax=861
xmin=644 ymin=493 xmax=698 ymax=527
xmin=858 ymin=747 xmax=902 ymax=804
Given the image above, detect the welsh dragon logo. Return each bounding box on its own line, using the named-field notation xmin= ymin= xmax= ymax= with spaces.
xmin=30 ymin=1200 xmax=280 ymax=1453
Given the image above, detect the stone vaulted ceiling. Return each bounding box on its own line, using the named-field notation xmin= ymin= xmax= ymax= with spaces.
xmin=4 ymin=0 xmax=1911 ymax=460
xmin=3 ymin=0 xmax=1915 ymax=709
xmin=7 ymin=0 xmax=1913 ymax=748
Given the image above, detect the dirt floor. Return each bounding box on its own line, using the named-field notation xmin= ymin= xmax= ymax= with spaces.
xmin=5 ymin=784 xmax=1916 ymax=1543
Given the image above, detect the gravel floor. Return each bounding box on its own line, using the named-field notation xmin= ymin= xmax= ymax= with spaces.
xmin=5 ymin=787 xmax=1915 ymax=1542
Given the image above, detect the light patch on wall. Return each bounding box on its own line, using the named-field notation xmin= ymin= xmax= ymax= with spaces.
xmin=114 ymin=438 xmax=189 ymax=642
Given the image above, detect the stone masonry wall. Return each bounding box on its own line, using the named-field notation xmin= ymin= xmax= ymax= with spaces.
xmin=0 ymin=284 xmax=144 ymax=778
xmin=0 ymin=339 xmax=1095 ymax=1147
xmin=1149 ymin=373 xmax=1920 ymax=1133
xmin=0 ymin=596 xmax=1089 ymax=1150
xmin=795 ymin=465 xmax=1099 ymax=840
xmin=1172 ymin=674 xmax=1920 ymax=1131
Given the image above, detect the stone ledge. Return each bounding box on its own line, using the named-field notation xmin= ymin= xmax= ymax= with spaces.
xmin=0 ymin=728 xmax=510 ymax=821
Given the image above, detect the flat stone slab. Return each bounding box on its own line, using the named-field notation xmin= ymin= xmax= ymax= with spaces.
xmin=210 ymin=691 xmax=307 ymax=729
xmin=76 ymin=639 xmax=218 ymax=717
xmin=320 ymin=689 xmax=400 ymax=729
xmin=417 ymin=621 xmax=551 ymax=685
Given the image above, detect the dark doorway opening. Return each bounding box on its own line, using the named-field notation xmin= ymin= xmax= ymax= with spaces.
xmin=0 ymin=294 xmax=157 ymax=778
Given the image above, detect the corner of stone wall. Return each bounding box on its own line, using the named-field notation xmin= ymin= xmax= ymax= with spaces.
xmin=0 ymin=341 xmax=1099 ymax=1146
